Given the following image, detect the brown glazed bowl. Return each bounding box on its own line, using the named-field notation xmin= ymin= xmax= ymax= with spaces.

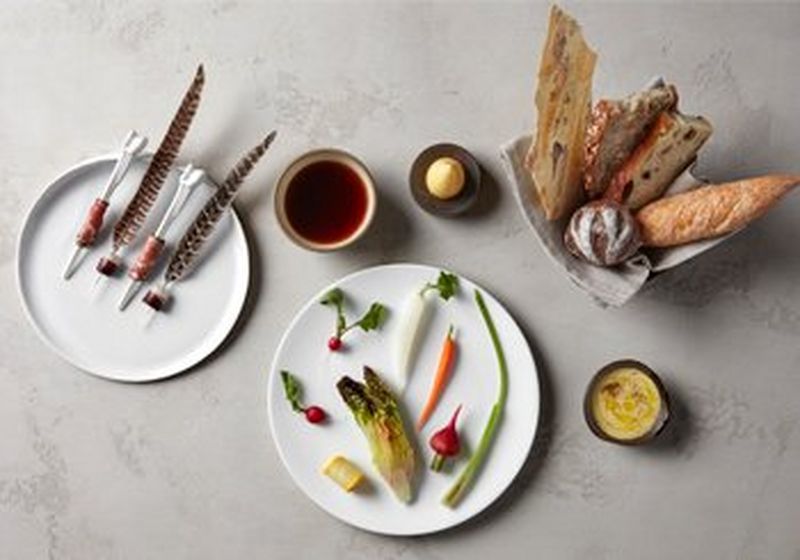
xmin=409 ymin=143 xmax=481 ymax=217
xmin=583 ymin=359 xmax=671 ymax=446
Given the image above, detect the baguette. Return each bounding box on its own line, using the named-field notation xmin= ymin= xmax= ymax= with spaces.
xmin=637 ymin=175 xmax=800 ymax=247
xmin=525 ymin=5 xmax=597 ymax=220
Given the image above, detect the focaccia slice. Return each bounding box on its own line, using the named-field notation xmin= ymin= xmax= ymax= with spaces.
xmin=525 ymin=5 xmax=597 ymax=220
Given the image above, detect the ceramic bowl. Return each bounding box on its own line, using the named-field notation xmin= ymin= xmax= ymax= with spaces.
xmin=274 ymin=149 xmax=377 ymax=251
xmin=583 ymin=359 xmax=671 ymax=445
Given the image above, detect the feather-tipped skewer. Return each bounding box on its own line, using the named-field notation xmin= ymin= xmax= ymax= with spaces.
xmin=117 ymin=164 xmax=206 ymax=310
xmin=142 ymin=131 xmax=277 ymax=311
xmin=62 ymin=130 xmax=148 ymax=279
xmin=96 ymin=64 xmax=206 ymax=277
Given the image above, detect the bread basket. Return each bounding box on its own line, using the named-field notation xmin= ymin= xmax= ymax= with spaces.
xmin=501 ymin=134 xmax=732 ymax=307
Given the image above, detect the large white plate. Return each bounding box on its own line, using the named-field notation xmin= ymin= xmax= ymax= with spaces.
xmin=268 ymin=264 xmax=539 ymax=535
xmin=16 ymin=155 xmax=250 ymax=382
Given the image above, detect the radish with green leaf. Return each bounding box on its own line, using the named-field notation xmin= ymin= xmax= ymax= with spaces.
xmin=320 ymin=288 xmax=386 ymax=351
xmin=280 ymin=370 xmax=328 ymax=425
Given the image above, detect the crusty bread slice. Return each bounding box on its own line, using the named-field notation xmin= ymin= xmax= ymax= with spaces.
xmin=583 ymin=83 xmax=678 ymax=199
xmin=525 ymin=5 xmax=597 ymax=220
xmin=637 ymin=175 xmax=800 ymax=247
xmin=605 ymin=111 xmax=713 ymax=209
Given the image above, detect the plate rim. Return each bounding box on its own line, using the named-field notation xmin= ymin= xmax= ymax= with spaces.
xmin=15 ymin=153 xmax=251 ymax=383
xmin=267 ymin=262 xmax=540 ymax=536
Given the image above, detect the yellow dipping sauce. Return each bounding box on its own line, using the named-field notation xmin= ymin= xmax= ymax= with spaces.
xmin=425 ymin=157 xmax=465 ymax=199
xmin=590 ymin=366 xmax=663 ymax=441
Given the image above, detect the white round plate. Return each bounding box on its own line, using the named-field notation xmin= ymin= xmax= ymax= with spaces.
xmin=16 ymin=155 xmax=250 ymax=382
xmin=268 ymin=263 xmax=539 ymax=535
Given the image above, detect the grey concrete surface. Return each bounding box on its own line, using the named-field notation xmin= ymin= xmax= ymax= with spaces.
xmin=2 ymin=1 xmax=800 ymax=558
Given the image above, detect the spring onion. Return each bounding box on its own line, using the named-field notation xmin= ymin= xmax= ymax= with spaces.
xmin=442 ymin=290 xmax=508 ymax=507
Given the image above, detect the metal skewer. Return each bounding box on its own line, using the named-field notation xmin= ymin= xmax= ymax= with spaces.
xmin=118 ymin=165 xmax=205 ymax=310
xmin=63 ymin=130 xmax=148 ymax=279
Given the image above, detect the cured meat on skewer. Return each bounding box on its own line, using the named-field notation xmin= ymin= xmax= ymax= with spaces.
xmin=62 ymin=130 xmax=148 ymax=279
xmin=96 ymin=64 xmax=206 ymax=277
xmin=117 ymin=165 xmax=206 ymax=310
xmin=143 ymin=131 xmax=277 ymax=312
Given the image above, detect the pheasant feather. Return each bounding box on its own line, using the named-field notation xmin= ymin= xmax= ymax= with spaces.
xmin=164 ymin=131 xmax=277 ymax=283
xmin=112 ymin=65 xmax=205 ymax=251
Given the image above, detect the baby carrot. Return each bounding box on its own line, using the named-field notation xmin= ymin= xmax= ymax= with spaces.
xmin=416 ymin=326 xmax=457 ymax=431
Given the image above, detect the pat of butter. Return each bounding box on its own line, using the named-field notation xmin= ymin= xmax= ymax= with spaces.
xmin=321 ymin=455 xmax=365 ymax=492
xmin=425 ymin=157 xmax=465 ymax=200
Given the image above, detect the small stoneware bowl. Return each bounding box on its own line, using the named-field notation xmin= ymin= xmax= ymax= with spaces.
xmin=583 ymin=359 xmax=671 ymax=446
xmin=410 ymin=143 xmax=481 ymax=217
xmin=274 ymin=149 xmax=377 ymax=252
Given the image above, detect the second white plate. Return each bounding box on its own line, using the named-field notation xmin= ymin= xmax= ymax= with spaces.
xmin=268 ymin=263 xmax=539 ymax=535
xmin=16 ymin=155 xmax=251 ymax=382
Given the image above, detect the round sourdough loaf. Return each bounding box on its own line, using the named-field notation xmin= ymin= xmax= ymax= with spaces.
xmin=564 ymin=200 xmax=642 ymax=266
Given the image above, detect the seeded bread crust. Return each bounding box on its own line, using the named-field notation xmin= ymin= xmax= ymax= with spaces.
xmin=605 ymin=111 xmax=713 ymax=209
xmin=525 ymin=5 xmax=597 ymax=221
xmin=583 ymin=84 xmax=678 ymax=199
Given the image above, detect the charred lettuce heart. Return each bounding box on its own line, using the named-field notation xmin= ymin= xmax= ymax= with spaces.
xmin=336 ymin=367 xmax=416 ymax=503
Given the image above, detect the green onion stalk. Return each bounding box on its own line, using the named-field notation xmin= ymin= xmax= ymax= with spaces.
xmin=442 ymin=289 xmax=509 ymax=507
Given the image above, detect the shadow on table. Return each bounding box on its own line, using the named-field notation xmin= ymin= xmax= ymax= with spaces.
xmin=460 ymin=163 xmax=502 ymax=221
xmin=419 ymin=313 xmax=556 ymax=539
xmin=636 ymin=379 xmax=694 ymax=457
xmin=172 ymin=208 xmax=265 ymax=379
xmin=340 ymin=165 xmax=417 ymax=265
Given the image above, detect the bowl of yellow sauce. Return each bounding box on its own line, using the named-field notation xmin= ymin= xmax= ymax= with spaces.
xmin=584 ymin=360 xmax=670 ymax=445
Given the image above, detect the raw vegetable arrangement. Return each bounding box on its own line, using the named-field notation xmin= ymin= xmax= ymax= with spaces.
xmin=276 ymin=270 xmax=511 ymax=512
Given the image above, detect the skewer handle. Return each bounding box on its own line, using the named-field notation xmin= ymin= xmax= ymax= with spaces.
xmin=154 ymin=164 xmax=205 ymax=239
xmin=99 ymin=130 xmax=148 ymax=201
xmin=125 ymin=164 xmax=205 ymax=285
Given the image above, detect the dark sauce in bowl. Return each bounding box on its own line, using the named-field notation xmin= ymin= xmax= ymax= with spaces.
xmin=284 ymin=160 xmax=369 ymax=245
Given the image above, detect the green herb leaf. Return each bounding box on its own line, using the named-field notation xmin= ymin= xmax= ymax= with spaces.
xmin=320 ymin=288 xmax=344 ymax=308
xmin=323 ymin=287 xmax=387 ymax=341
xmin=281 ymin=370 xmax=304 ymax=413
xmin=423 ymin=271 xmax=459 ymax=301
xmin=321 ymin=288 xmax=347 ymax=336
xmin=355 ymin=303 xmax=387 ymax=332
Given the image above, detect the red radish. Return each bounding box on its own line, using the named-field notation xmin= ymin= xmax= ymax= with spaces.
xmin=328 ymin=336 xmax=342 ymax=351
xmin=280 ymin=370 xmax=328 ymax=427
xmin=304 ymin=406 xmax=327 ymax=424
xmin=429 ymin=405 xmax=462 ymax=472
